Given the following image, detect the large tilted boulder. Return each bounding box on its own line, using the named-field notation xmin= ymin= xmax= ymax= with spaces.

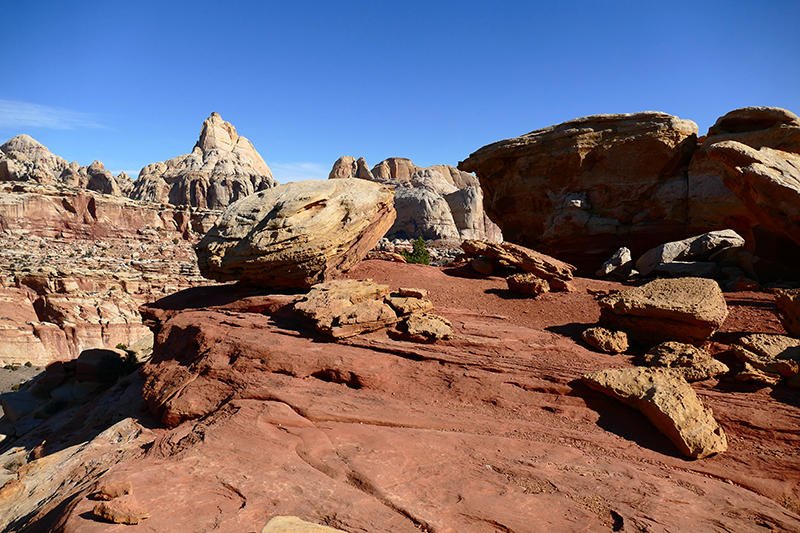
xmin=687 ymin=107 xmax=800 ymax=236
xmin=582 ymin=367 xmax=728 ymax=459
xmin=458 ymin=112 xmax=698 ymax=263
xmin=461 ymin=239 xmax=576 ymax=281
xmin=195 ymin=179 xmax=396 ymax=288
xmin=598 ymin=277 xmax=728 ymax=344
xmin=132 ymin=112 xmax=277 ymax=209
xmin=635 ymin=229 xmax=745 ymax=277
xmin=329 ymin=156 xmax=502 ymax=242
xmin=707 ymin=141 xmax=800 ymax=248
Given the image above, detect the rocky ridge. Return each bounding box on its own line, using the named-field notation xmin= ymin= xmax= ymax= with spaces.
xmin=330 ymin=155 xmax=502 ymax=243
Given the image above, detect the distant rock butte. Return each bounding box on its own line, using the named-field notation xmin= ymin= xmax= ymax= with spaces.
xmin=329 ymin=155 xmax=502 ymax=242
xmin=0 ymin=135 xmax=132 ymax=195
xmin=131 ymin=112 xmax=277 ymax=209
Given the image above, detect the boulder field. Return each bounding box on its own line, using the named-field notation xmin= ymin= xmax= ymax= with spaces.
xmin=2 ymin=261 xmax=799 ymax=532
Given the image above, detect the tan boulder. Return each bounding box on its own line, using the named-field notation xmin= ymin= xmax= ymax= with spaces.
xmin=738 ymin=333 xmax=800 ymax=361
xmin=506 ymin=273 xmax=550 ymax=297
xmin=93 ymin=495 xmax=151 ymax=524
xmin=598 ymin=277 xmax=728 ymax=344
xmin=396 ymin=313 xmax=453 ymax=342
xmin=582 ymin=367 xmax=727 ymax=458
xmin=645 ymin=342 xmax=729 ymax=381
xmin=461 ymin=240 xmax=575 ymax=281
xmin=735 ymin=362 xmax=782 ymax=386
xmin=458 ymin=112 xmax=698 ymax=263
xmin=707 ymin=141 xmax=800 ymax=247
xmin=581 ymin=327 xmax=628 ymax=354
xmin=195 ymin=179 xmax=396 ymax=288
xmin=316 ymin=299 xmax=399 ymax=339
xmin=131 ymin=112 xmax=277 ymax=209
xmin=295 ymin=279 xmax=392 ymax=320
xmin=731 ymin=345 xmax=799 ymax=378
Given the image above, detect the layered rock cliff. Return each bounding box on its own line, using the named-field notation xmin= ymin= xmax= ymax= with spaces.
xmin=329 ymin=156 xmax=502 ymax=242
xmin=131 ymin=112 xmax=277 ymax=209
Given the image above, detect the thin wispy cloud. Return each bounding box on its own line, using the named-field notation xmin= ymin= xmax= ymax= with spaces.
xmin=269 ymin=161 xmax=330 ymax=184
xmin=0 ymin=99 xmax=105 ymax=130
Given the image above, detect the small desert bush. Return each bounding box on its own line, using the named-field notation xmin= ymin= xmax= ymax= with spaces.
xmin=400 ymin=237 xmax=431 ymax=265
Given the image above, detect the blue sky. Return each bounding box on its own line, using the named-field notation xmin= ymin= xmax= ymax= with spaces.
xmin=1 ymin=1 xmax=798 ymax=182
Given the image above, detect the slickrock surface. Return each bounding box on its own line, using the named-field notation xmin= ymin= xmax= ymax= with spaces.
xmin=598 ymin=277 xmax=729 ymax=344
xmin=5 ymin=261 xmax=798 ymax=532
xmin=195 ymin=179 xmax=396 ymax=288
xmin=458 ymin=112 xmax=698 ymax=263
xmin=330 ymin=156 xmax=502 ymax=242
xmin=582 ymin=367 xmax=728 ymax=459
xmin=131 ymin=112 xmax=277 ymax=209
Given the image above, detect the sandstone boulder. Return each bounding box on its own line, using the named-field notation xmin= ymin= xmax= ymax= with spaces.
xmin=93 ymin=496 xmax=151 ymax=525
xmin=596 ymin=247 xmax=633 ymax=280
xmin=131 ymin=112 xmax=277 ymax=209
xmin=635 ymin=229 xmax=744 ymax=277
xmin=598 ymin=277 xmax=728 ymax=344
xmin=507 ymin=272 xmax=550 ymax=297
xmin=394 ymin=313 xmax=453 ymax=342
xmin=195 ymin=179 xmax=396 ymax=288
xmin=582 ymin=367 xmax=728 ymax=458
xmin=645 ymin=342 xmax=729 ymax=381
xmin=461 ymin=240 xmax=575 ymax=281
xmin=707 ymin=141 xmax=800 ymax=248
xmin=459 ymin=112 xmax=698 ymax=263
xmin=738 ymin=333 xmax=800 ymax=362
xmin=581 ymin=327 xmax=628 ymax=354
xmin=731 ymin=345 xmax=799 ymax=378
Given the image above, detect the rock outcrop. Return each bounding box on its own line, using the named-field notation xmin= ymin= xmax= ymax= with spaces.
xmin=635 ymin=229 xmax=745 ymax=277
xmin=707 ymin=141 xmax=800 ymax=248
xmin=582 ymin=367 xmax=728 ymax=459
xmin=0 ymin=135 xmax=132 ymax=195
xmin=598 ymin=277 xmax=728 ymax=344
xmin=131 ymin=113 xmax=277 ymax=209
xmin=195 ymin=179 xmax=396 ymax=288
xmin=329 ymin=156 xmax=502 ymax=242
xmin=461 ymin=239 xmax=576 ymax=281
xmin=688 ymin=107 xmax=800 ymax=236
xmin=458 ymin=112 xmax=698 ymax=263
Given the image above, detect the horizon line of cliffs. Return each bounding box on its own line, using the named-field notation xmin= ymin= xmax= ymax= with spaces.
xmin=3 ymin=106 xmax=800 ymax=262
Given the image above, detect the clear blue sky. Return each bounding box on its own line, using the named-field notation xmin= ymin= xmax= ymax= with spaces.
xmin=1 ymin=1 xmax=798 ymax=182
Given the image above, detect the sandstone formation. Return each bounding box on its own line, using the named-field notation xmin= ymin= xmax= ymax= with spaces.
xmin=644 ymin=342 xmax=729 ymax=382
xmin=131 ymin=112 xmax=277 ymax=209
xmin=582 ymin=367 xmax=728 ymax=459
xmin=195 ymin=179 xmax=396 ymax=288
xmin=598 ymin=277 xmax=728 ymax=344
xmin=707 ymin=141 xmax=800 ymax=248
xmin=581 ymin=327 xmax=628 ymax=354
xmin=458 ymin=112 xmax=698 ymax=263
xmin=688 ymin=107 xmax=800 ymax=236
xmin=596 ymin=247 xmax=633 ymax=280
xmin=461 ymin=239 xmax=576 ymax=281
xmin=0 ymin=182 xmax=216 ymax=365
xmin=329 ymin=156 xmax=502 ymax=242
xmin=261 ymin=516 xmax=347 ymax=533
xmin=2 ymin=261 xmax=799 ymax=531
xmin=506 ymin=272 xmax=550 ymax=297
xmin=1 ymin=135 xmax=133 ymax=195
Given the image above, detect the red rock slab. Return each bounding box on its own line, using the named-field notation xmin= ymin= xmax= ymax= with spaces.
xmin=27 ymin=261 xmax=800 ymax=532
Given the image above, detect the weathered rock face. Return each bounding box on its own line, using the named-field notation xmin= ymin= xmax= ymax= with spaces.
xmin=0 ymin=135 xmax=132 ymax=195
xmin=706 ymin=141 xmax=800 ymax=248
xmin=688 ymin=107 xmax=800 ymax=236
xmin=582 ymin=367 xmax=728 ymax=459
xmin=131 ymin=112 xmax=277 ymax=209
xmin=459 ymin=112 xmax=698 ymax=263
xmin=598 ymin=277 xmax=728 ymax=344
xmin=330 ymin=156 xmax=502 ymax=242
xmin=195 ymin=179 xmax=396 ymax=288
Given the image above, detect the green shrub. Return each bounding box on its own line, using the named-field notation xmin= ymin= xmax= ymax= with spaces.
xmin=116 ymin=343 xmax=128 ymax=350
xmin=400 ymin=237 xmax=431 ymax=265
xmin=96 ymin=352 xmax=138 ymax=384
xmin=24 ymin=361 xmax=32 ymax=367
